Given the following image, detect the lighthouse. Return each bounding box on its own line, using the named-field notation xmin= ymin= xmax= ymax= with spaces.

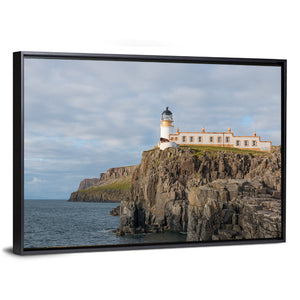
xmin=158 ymin=107 xmax=178 ymax=150
xmin=160 ymin=107 xmax=174 ymax=140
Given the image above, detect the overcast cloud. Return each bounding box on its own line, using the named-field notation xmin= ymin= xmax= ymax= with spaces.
xmin=24 ymin=58 xmax=281 ymax=199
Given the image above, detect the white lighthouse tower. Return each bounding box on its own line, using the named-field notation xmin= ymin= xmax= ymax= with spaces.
xmin=158 ymin=107 xmax=178 ymax=150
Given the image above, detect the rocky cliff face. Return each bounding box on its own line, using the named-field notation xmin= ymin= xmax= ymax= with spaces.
xmin=119 ymin=147 xmax=282 ymax=241
xmin=99 ymin=166 xmax=137 ymax=183
xmin=69 ymin=165 xmax=137 ymax=202
xmin=69 ymin=189 xmax=130 ymax=202
xmin=78 ymin=178 xmax=100 ymax=190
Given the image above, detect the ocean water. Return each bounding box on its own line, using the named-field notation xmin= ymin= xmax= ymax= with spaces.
xmin=24 ymin=200 xmax=187 ymax=249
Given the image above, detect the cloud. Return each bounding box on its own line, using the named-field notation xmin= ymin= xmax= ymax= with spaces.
xmin=24 ymin=58 xmax=281 ymax=199
xmin=27 ymin=177 xmax=43 ymax=185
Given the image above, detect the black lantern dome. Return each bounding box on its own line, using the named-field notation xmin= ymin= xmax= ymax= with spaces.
xmin=161 ymin=107 xmax=173 ymax=121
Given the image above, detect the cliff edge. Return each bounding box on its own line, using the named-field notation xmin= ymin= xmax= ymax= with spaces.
xmin=69 ymin=166 xmax=137 ymax=202
xmin=119 ymin=146 xmax=282 ymax=241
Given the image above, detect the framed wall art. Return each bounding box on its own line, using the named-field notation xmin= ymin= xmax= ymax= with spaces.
xmin=13 ymin=52 xmax=286 ymax=254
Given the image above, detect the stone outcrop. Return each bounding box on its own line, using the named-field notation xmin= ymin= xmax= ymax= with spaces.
xmin=68 ymin=165 xmax=137 ymax=202
xmin=119 ymin=147 xmax=282 ymax=241
xmin=99 ymin=166 xmax=137 ymax=183
xmin=78 ymin=178 xmax=100 ymax=190
xmin=187 ymin=179 xmax=281 ymax=241
xmin=110 ymin=205 xmax=121 ymax=216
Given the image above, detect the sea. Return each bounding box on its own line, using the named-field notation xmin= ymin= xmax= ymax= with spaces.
xmin=24 ymin=200 xmax=187 ymax=249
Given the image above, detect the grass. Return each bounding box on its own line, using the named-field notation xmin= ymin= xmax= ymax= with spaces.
xmin=79 ymin=177 xmax=131 ymax=193
xmin=144 ymin=148 xmax=157 ymax=153
xmin=180 ymin=145 xmax=266 ymax=157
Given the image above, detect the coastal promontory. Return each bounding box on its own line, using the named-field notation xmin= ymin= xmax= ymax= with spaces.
xmin=119 ymin=146 xmax=282 ymax=241
xmin=68 ymin=166 xmax=137 ymax=202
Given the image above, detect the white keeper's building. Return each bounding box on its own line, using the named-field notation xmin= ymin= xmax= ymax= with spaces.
xmin=158 ymin=107 xmax=272 ymax=152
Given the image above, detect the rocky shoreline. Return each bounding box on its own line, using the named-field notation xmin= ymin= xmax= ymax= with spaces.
xmin=69 ymin=189 xmax=129 ymax=203
xmin=118 ymin=146 xmax=282 ymax=242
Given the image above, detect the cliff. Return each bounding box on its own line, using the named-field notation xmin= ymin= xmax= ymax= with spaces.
xmin=68 ymin=166 xmax=137 ymax=202
xmin=78 ymin=178 xmax=100 ymax=190
xmin=119 ymin=146 xmax=282 ymax=241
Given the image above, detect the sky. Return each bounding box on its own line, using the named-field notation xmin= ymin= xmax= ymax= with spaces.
xmin=24 ymin=58 xmax=281 ymax=199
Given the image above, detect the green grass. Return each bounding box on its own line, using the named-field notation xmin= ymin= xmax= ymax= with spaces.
xmin=144 ymin=148 xmax=157 ymax=152
xmin=180 ymin=145 xmax=266 ymax=157
xmin=79 ymin=177 xmax=131 ymax=193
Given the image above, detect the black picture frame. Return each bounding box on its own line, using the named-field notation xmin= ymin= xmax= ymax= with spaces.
xmin=13 ymin=51 xmax=287 ymax=255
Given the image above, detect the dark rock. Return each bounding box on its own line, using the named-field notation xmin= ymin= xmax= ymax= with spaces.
xmin=110 ymin=206 xmax=121 ymax=216
xmin=115 ymin=228 xmax=125 ymax=236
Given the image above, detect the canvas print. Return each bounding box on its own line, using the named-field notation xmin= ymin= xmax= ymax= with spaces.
xmin=24 ymin=58 xmax=282 ymax=249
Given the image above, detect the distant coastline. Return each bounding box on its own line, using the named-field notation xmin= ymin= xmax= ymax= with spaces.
xmin=68 ymin=165 xmax=137 ymax=203
xmin=25 ymin=199 xmax=68 ymax=201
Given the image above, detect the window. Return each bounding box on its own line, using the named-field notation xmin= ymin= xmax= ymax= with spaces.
xmin=182 ymin=136 xmax=186 ymax=142
xmin=226 ymin=137 xmax=230 ymax=143
xmin=170 ymin=137 xmax=173 ymax=141
xmin=252 ymin=140 xmax=256 ymax=146
xmin=244 ymin=140 xmax=248 ymax=146
xmin=190 ymin=136 xmax=194 ymax=142
xmin=198 ymin=136 xmax=202 ymax=142
xmin=236 ymin=140 xmax=240 ymax=146
xmin=175 ymin=137 xmax=178 ymax=141
xmin=210 ymin=136 xmax=214 ymax=143
xmin=218 ymin=136 xmax=221 ymax=143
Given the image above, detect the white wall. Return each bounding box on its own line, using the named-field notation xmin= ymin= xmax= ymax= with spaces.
xmin=159 ymin=142 xmax=178 ymax=150
xmin=176 ymin=132 xmax=233 ymax=145
xmin=174 ymin=132 xmax=271 ymax=151
xmin=1 ymin=1 xmax=299 ymax=300
xmin=161 ymin=125 xmax=173 ymax=140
